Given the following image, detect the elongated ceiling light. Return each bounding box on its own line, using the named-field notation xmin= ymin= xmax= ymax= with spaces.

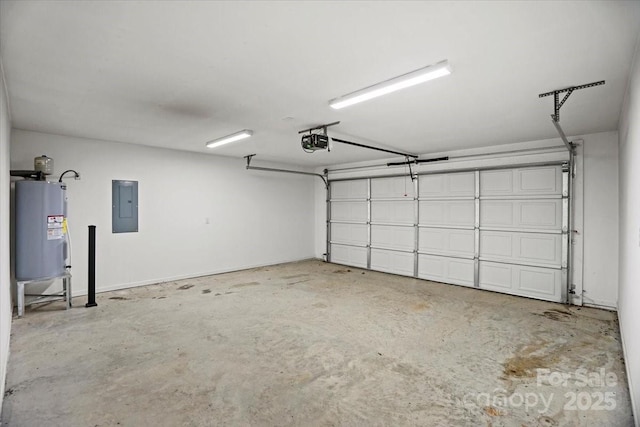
xmin=205 ymin=129 xmax=253 ymax=148
xmin=329 ymin=60 xmax=452 ymax=110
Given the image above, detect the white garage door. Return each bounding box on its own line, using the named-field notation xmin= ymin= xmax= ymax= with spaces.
xmin=328 ymin=164 xmax=568 ymax=303
xmin=478 ymin=166 xmax=565 ymax=301
xmin=329 ymin=180 xmax=369 ymax=268
xmin=418 ymin=171 xmax=476 ymax=287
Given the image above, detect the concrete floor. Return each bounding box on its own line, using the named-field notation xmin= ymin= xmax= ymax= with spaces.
xmin=1 ymin=260 xmax=633 ymax=426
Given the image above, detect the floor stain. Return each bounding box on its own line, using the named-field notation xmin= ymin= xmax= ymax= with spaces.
xmin=484 ymin=406 xmax=504 ymax=417
xmin=177 ymin=284 xmax=194 ymax=290
xmin=391 ymin=362 xmax=423 ymax=377
xmin=282 ymin=274 xmax=309 ymax=280
xmin=333 ymin=269 xmax=351 ymax=274
xmin=502 ymin=341 xmax=559 ymax=379
xmin=231 ymin=282 xmax=260 ymax=289
xmin=287 ymin=279 xmax=310 ymax=286
xmin=536 ymin=308 xmax=573 ymax=322
xmin=537 ymin=415 xmax=558 ymax=426
xmin=109 ymin=296 xmax=129 ymax=301
xmin=202 ymin=289 xmax=211 ymax=294
xmin=312 ymin=302 xmax=327 ymax=309
xmin=411 ymin=302 xmax=429 ymax=312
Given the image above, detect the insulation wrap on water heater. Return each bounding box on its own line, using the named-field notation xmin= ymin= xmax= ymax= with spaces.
xmin=15 ymin=181 xmax=67 ymax=281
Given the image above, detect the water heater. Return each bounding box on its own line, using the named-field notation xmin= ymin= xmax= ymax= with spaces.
xmin=15 ymin=181 xmax=67 ymax=281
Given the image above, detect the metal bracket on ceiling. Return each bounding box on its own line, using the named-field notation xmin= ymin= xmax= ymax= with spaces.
xmin=538 ymin=80 xmax=605 ymax=152
xmin=298 ymin=121 xmax=341 ymax=136
xmin=539 ymin=80 xmax=605 ymax=122
xmin=244 ymin=154 xmax=329 ymax=189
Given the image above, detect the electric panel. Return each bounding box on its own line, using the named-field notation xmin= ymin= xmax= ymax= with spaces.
xmin=112 ymin=180 xmax=138 ymax=233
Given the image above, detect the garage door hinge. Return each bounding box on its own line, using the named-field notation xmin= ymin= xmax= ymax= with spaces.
xmin=568 ymin=284 xmax=576 ymax=294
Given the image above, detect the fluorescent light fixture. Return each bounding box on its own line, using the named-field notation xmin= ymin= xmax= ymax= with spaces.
xmin=329 ymin=60 xmax=452 ymax=110
xmin=205 ymin=129 xmax=253 ymax=148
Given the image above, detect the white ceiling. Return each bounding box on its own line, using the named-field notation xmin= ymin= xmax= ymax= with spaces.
xmin=1 ymin=1 xmax=639 ymax=167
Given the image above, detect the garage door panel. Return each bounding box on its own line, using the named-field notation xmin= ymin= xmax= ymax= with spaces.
xmin=371 ymin=249 xmax=414 ymax=277
xmin=520 ymin=202 xmax=559 ymax=227
xmin=371 ymin=225 xmax=414 ymax=251
xmin=331 ymin=223 xmax=368 ymax=246
xmin=419 ymin=172 xmax=475 ymax=198
xmin=448 ymin=259 xmax=476 ymax=285
xmin=371 ymin=200 xmax=414 ymax=224
xmin=448 ymin=173 xmax=476 ymax=196
xmin=371 ymin=177 xmax=415 ymax=199
xmin=480 ymin=231 xmax=561 ymax=267
xmin=479 ymin=261 xmax=561 ymax=301
xmin=519 ymin=268 xmax=560 ymax=297
xmin=418 ymin=254 xmax=474 ymax=287
xmin=330 ymin=244 xmax=367 ymax=269
xmin=419 ymin=228 xmax=474 ymax=257
xmin=479 ymin=262 xmax=511 ymax=289
xmin=331 ymin=180 xmax=368 ymax=199
xmin=480 ymin=170 xmax=513 ymax=196
xmin=419 ymin=200 xmax=475 ymax=226
xmin=518 ymin=167 xmax=561 ymax=194
xmin=480 ymin=166 xmax=562 ymax=196
xmin=331 ymin=201 xmax=368 ymax=222
xmin=519 ymin=235 xmax=560 ymax=264
xmin=480 ymin=200 xmax=561 ymax=230
xmin=480 ymin=201 xmax=512 ymax=226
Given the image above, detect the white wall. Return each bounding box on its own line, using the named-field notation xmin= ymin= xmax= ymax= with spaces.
xmin=0 ymin=60 xmax=12 ymax=409
xmin=11 ymin=130 xmax=316 ymax=295
xmin=315 ymin=132 xmax=620 ymax=309
xmin=581 ymin=131 xmax=619 ymax=308
xmin=618 ymin=36 xmax=640 ymax=425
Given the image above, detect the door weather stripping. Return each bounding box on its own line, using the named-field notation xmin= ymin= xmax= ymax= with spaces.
xmin=539 ymin=80 xmax=605 ymax=152
xmin=244 ymin=154 xmax=328 ymax=189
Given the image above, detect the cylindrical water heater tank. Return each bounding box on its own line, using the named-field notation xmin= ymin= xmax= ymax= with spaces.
xmin=34 ymin=155 xmax=53 ymax=175
xmin=15 ymin=181 xmax=67 ymax=281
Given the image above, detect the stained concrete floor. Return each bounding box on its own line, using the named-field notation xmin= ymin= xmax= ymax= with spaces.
xmin=1 ymin=260 xmax=633 ymax=427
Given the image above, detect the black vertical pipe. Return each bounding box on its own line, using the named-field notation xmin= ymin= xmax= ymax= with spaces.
xmin=85 ymin=225 xmax=98 ymax=308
